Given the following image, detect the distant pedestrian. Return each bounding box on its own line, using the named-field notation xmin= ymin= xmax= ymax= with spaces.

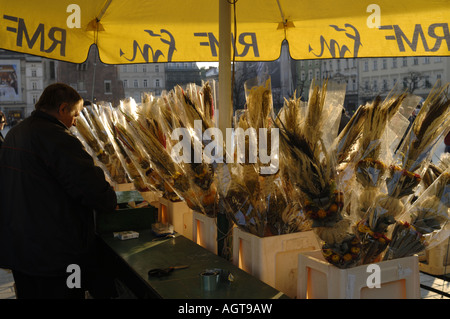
xmin=0 ymin=111 xmax=6 ymax=148
xmin=338 ymin=108 xmax=351 ymax=134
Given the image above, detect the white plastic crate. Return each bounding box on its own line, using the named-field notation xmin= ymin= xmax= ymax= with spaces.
xmin=192 ymin=211 xmax=217 ymax=254
xmin=297 ymin=250 xmax=420 ymax=299
xmin=419 ymin=239 xmax=450 ymax=276
xmin=232 ymin=227 xmax=320 ymax=298
xmin=158 ymin=197 xmax=193 ymax=240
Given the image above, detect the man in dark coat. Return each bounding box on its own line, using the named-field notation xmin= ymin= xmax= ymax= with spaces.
xmin=0 ymin=83 xmax=117 ymax=299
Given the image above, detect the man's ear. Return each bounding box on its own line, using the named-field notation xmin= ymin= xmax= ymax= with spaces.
xmin=58 ymin=102 xmax=70 ymax=115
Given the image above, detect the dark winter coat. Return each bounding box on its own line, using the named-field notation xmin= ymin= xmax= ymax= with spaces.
xmin=0 ymin=110 xmax=117 ymax=276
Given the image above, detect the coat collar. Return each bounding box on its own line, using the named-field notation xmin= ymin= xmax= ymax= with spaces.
xmin=31 ymin=110 xmax=68 ymax=129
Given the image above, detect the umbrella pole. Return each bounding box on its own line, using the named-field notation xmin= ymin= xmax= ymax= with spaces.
xmin=217 ymin=0 xmax=232 ymax=259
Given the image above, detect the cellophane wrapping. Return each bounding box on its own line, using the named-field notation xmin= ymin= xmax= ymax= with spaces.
xmin=274 ymin=80 xmax=363 ymax=268
xmin=72 ymin=103 xmax=129 ymax=185
xmin=383 ymin=168 xmax=449 ymax=260
xmin=113 ymin=82 xmax=220 ymax=217
xmin=93 ymin=101 xmax=151 ymax=192
xmin=219 ymin=76 xmax=311 ymax=237
xmin=351 ymin=92 xmax=416 ymax=264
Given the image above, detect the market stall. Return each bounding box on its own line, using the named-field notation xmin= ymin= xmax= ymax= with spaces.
xmin=81 ymin=77 xmax=448 ymax=299
xmin=1 ymin=0 xmax=449 ymax=300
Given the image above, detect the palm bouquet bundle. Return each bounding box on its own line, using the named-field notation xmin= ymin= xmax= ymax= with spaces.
xmin=354 ymin=93 xmax=408 ymax=211
xmin=107 ymin=99 xmax=164 ymax=194
xmin=275 ymin=80 xmax=345 ymax=227
xmin=73 ymin=111 xmax=110 ymax=167
xmin=136 ymin=92 xmax=182 ymax=201
xmin=415 ymin=145 xmax=450 ymax=203
xmin=72 ymin=104 xmax=128 ymax=185
xmin=117 ymin=82 xmax=219 ymax=216
xmin=218 ymin=77 xmax=307 ymax=236
xmin=114 ymin=94 xmax=189 ymax=202
xmin=274 ymin=80 xmax=361 ymax=268
xmin=219 ymin=77 xmax=282 ymax=236
xmin=333 ymin=105 xmax=368 ymax=171
xmin=383 ymin=169 xmax=449 ymax=260
xmin=91 ymin=101 xmax=151 ymax=192
xmin=377 ymin=83 xmax=450 ymax=224
xmin=351 ymin=92 xmax=416 ymax=264
xmin=162 ymin=82 xmax=219 ymax=217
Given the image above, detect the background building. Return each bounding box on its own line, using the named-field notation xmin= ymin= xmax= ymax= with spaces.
xmin=2 ymin=47 xmax=450 ymax=126
xmin=57 ymin=46 xmax=124 ymax=107
xmin=358 ymin=57 xmax=449 ymax=106
xmin=118 ymin=62 xmax=165 ymax=103
xmin=165 ymin=62 xmax=202 ymax=92
xmin=0 ymin=50 xmax=55 ymax=123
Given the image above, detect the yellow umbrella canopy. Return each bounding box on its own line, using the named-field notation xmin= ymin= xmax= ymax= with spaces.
xmin=1 ymin=0 xmax=449 ymax=64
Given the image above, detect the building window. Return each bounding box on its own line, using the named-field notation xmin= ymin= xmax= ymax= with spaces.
xmin=155 ymin=65 xmax=159 ymax=72
xmin=308 ymin=70 xmax=313 ymax=81
xmin=382 ymin=59 xmax=387 ymax=69
xmin=143 ymin=65 xmax=147 ymax=72
xmin=155 ymin=79 xmax=160 ymax=87
xmin=32 ymin=81 xmax=37 ymax=90
xmin=364 ymin=80 xmax=369 ymax=90
xmin=435 ymin=57 xmax=442 ymax=63
xmin=413 ymin=57 xmax=419 ymax=65
xmin=424 ymin=57 xmax=430 ymax=64
xmin=77 ymin=63 xmax=87 ymax=71
xmin=402 ymin=57 xmax=407 ymax=66
xmin=315 ymin=69 xmax=320 ymax=79
xmin=383 ymin=79 xmax=388 ymax=91
xmin=122 ymin=65 xmax=128 ymax=72
xmin=133 ymin=65 xmax=138 ymax=72
xmin=373 ymin=60 xmax=378 ymax=70
xmin=32 ymin=94 xmax=39 ymax=104
xmin=393 ymin=78 xmax=397 ymax=88
xmin=364 ymin=60 xmax=368 ymax=72
xmin=123 ymin=80 xmax=128 ymax=88
xmin=104 ymin=80 xmax=112 ymax=93
xmin=134 ymin=80 xmax=138 ymax=88
xmin=78 ymin=81 xmax=85 ymax=91
xmin=31 ymin=70 xmax=37 ymax=77
xmin=143 ymin=79 xmax=148 ymax=88
xmin=392 ymin=58 xmax=397 ymax=68
xmin=373 ymin=80 xmax=378 ymax=91
xmin=301 ymin=71 xmax=305 ymax=81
